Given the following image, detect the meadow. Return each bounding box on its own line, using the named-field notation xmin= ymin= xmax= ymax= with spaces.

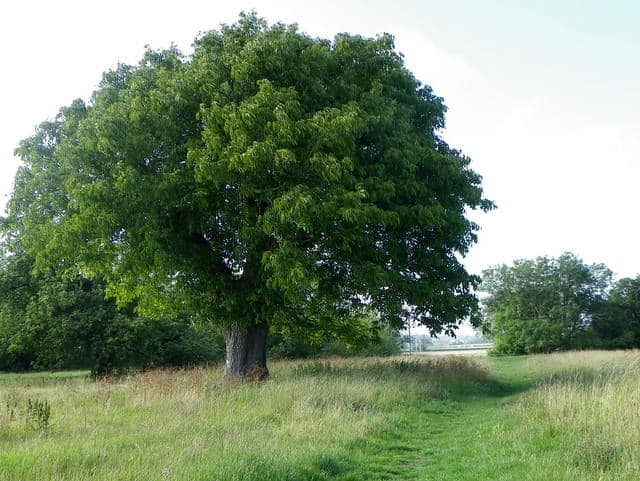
xmin=1 ymin=351 xmax=638 ymax=480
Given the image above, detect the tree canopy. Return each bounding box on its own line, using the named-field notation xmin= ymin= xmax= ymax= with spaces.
xmin=0 ymin=250 xmax=226 ymax=375
xmin=590 ymin=276 xmax=640 ymax=348
xmin=5 ymin=13 xmax=492 ymax=379
xmin=481 ymin=253 xmax=613 ymax=354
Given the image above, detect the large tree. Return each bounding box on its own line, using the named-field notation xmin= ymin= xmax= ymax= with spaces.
xmin=481 ymin=253 xmax=612 ymax=354
xmin=5 ymin=14 xmax=491 ymax=381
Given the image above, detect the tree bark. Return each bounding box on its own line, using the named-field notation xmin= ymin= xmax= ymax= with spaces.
xmin=222 ymin=321 xmax=269 ymax=383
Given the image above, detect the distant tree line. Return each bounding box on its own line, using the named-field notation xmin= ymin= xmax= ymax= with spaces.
xmin=0 ymin=251 xmax=399 ymax=376
xmin=481 ymin=252 xmax=640 ymax=354
xmin=0 ymin=251 xmax=224 ymax=375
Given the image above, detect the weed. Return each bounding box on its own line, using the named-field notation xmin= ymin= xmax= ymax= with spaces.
xmin=25 ymin=398 xmax=51 ymax=431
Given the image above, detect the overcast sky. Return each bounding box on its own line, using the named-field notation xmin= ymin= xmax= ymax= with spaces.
xmin=1 ymin=0 xmax=639 ymax=280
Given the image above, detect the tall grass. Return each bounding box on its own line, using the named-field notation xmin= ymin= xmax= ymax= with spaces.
xmin=508 ymin=350 xmax=640 ymax=480
xmin=0 ymin=356 xmax=491 ymax=481
xmin=5 ymin=351 xmax=637 ymax=480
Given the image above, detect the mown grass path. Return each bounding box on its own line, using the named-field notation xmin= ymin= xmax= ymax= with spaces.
xmin=326 ymin=359 xmax=525 ymax=480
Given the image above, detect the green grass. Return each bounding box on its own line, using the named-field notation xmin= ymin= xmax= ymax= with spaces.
xmin=1 ymin=351 xmax=639 ymax=480
xmin=0 ymin=370 xmax=88 ymax=384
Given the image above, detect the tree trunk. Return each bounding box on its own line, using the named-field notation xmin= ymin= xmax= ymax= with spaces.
xmin=222 ymin=321 xmax=269 ymax=383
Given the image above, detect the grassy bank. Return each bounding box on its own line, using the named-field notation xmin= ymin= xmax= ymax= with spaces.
xmin=1 ymin=351 xmax=638 ymax=480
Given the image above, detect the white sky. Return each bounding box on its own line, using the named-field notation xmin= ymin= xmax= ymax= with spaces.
xmin=1 ymin=0 xmax=639 ymax=286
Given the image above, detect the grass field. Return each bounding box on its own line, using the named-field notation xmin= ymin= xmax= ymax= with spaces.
xmin=1 ymin=351 xmax=638 ymax=480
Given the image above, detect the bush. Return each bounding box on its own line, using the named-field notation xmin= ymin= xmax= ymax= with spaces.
xmin=0 ymin=253 xmax=225 ymax=375
xmin=269 ymin=325 xmax=400 ymax=359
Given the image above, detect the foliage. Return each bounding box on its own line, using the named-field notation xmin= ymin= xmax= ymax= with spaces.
xmin=4 ymin=13 xmax=491 ymax=369
xmin=481 ymin=252 xmax=612 ymax=354
xmin=268 ymin=311 xmax=400 ymax=358
xmin=590 ymin=276 xmax=640 ymax=348
xmin=0 ymin=252 xmax=224 ymax=375
xmin=0 ymin=252 xmax=397 ymax=374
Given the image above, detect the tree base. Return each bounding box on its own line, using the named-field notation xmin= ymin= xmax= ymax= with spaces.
xmin=222 ymin=321 xmax=269 ymax=383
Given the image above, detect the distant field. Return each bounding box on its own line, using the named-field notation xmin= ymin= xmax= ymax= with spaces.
xmin=1 ymin=351 xmax=639 ymax=480
xmin=408 ymin=347 xmax=491 ymax=356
